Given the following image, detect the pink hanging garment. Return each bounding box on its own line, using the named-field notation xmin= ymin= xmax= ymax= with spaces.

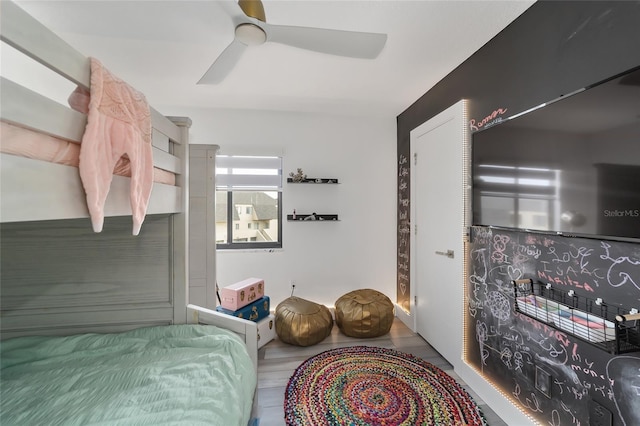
xmin=69 ymin=58 xmax=153 ymax=235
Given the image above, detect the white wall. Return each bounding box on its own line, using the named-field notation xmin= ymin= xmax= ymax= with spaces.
xmin=166 ymin=107 xmax=397 ymax=309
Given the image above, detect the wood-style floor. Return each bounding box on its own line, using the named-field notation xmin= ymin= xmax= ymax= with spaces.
xmin=256 ymin=318 xmax=508 ymax=426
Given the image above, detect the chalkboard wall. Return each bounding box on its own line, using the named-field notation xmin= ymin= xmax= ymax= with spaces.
xmin=396 ymin=1 xmax=640 ymax=424
xmin=468 ymin=226 xmax=640 ymax=425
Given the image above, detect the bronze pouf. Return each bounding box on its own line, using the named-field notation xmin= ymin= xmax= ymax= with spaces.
xmin=335 ymin=289 xmax=395 ymax=338
xmin=275 ymin=296 xmax=333 ymax=347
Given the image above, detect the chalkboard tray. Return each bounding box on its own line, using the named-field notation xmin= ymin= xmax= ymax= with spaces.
xmin=513 ymin=279 xmax=640 ymax=354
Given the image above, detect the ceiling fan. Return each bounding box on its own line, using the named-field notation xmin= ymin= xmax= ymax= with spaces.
xmin=198 ymin=0 xmax=387 ymax=84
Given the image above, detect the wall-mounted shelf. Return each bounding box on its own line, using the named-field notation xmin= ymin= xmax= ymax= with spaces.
xmin=287 ymin=214 xmax=339 ymax=221
xmin=513 ymin=279 xmax=640 ymax=354
xmin=287 ymin=178 xmax=339 ymax=184
xmin=288 ymin=174 xmax=339 ymax=221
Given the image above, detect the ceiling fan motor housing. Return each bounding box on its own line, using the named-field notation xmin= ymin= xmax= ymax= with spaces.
xmin=235 ymin=23 xmax=266 ymax=46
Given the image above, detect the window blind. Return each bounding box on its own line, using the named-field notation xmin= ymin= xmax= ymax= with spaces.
xmin=475 ymin=165 xmax=558 ymax=197
xmin=216 ymin=155 xmax=282 ymax=191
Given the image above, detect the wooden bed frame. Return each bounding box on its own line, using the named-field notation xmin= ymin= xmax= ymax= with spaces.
xmin=0 ymin=0 xmax=259 ymax=371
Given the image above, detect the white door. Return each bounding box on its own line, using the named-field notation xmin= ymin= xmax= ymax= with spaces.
xmin=410 ymin=100 xmax=467 ymax=368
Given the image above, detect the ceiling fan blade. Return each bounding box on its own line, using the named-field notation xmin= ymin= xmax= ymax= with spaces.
xmin=198 ymin=39 xmax=247 ymax=84
xmin=265 ymin=24 xmax=387 ymax=59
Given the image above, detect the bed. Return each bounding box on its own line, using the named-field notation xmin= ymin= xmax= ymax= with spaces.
xmin=1 ymin=325 xmax=256 ymax=425
xmin=0 ymin=2 xmax=259 ymax=424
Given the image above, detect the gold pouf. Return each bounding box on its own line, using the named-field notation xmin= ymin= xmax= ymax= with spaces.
xmin=275 ymin=296 xmax=333 ymax=347
xmin=335 ymin=289 xmax=395 ymax=338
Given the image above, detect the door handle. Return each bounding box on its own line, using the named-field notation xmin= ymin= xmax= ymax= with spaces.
xmin=435 ymin=249 xmax=455 ymax=259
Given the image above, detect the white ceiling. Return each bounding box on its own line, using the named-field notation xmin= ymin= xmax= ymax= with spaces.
xmin=14 ymin=0 xmax=535 ymax=118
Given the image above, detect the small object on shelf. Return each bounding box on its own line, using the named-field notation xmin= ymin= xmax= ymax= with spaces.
xmin=287 ymin=214 xmax=339 ymax=221
xmin=288 ymin=168 xmax=307 ymax=183
xmin=292 ymin=209 xmax=296 ymax=220
xmin=286 ymin=177 xmax=339 ymax=184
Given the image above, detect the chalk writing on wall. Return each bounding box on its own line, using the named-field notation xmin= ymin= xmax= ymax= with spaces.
xmin=397 ymin=153 xmax=410 ymax=312
xmin=468 ymin=107 xmax=508 ymax=132
xmin=467 ymin=226 xmax=640 ymax=425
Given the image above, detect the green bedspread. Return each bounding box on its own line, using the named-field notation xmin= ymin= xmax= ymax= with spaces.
xmin=0 ymin=325 xmax=256 ymax=425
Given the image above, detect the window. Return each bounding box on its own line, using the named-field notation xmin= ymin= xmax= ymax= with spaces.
xmin=216 ymin=155 xmax=282 ymax=249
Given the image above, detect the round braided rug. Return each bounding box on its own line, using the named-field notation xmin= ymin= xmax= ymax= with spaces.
xmin=284 ymin=346 xmax=487 ymax=426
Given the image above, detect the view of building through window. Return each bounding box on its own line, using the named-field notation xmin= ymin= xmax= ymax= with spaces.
xmin=216 ymin=190 xmax=280 ymax=246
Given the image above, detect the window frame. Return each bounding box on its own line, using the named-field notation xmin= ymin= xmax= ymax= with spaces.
xmin=215 ymin=155 xmax=283 ymax=250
